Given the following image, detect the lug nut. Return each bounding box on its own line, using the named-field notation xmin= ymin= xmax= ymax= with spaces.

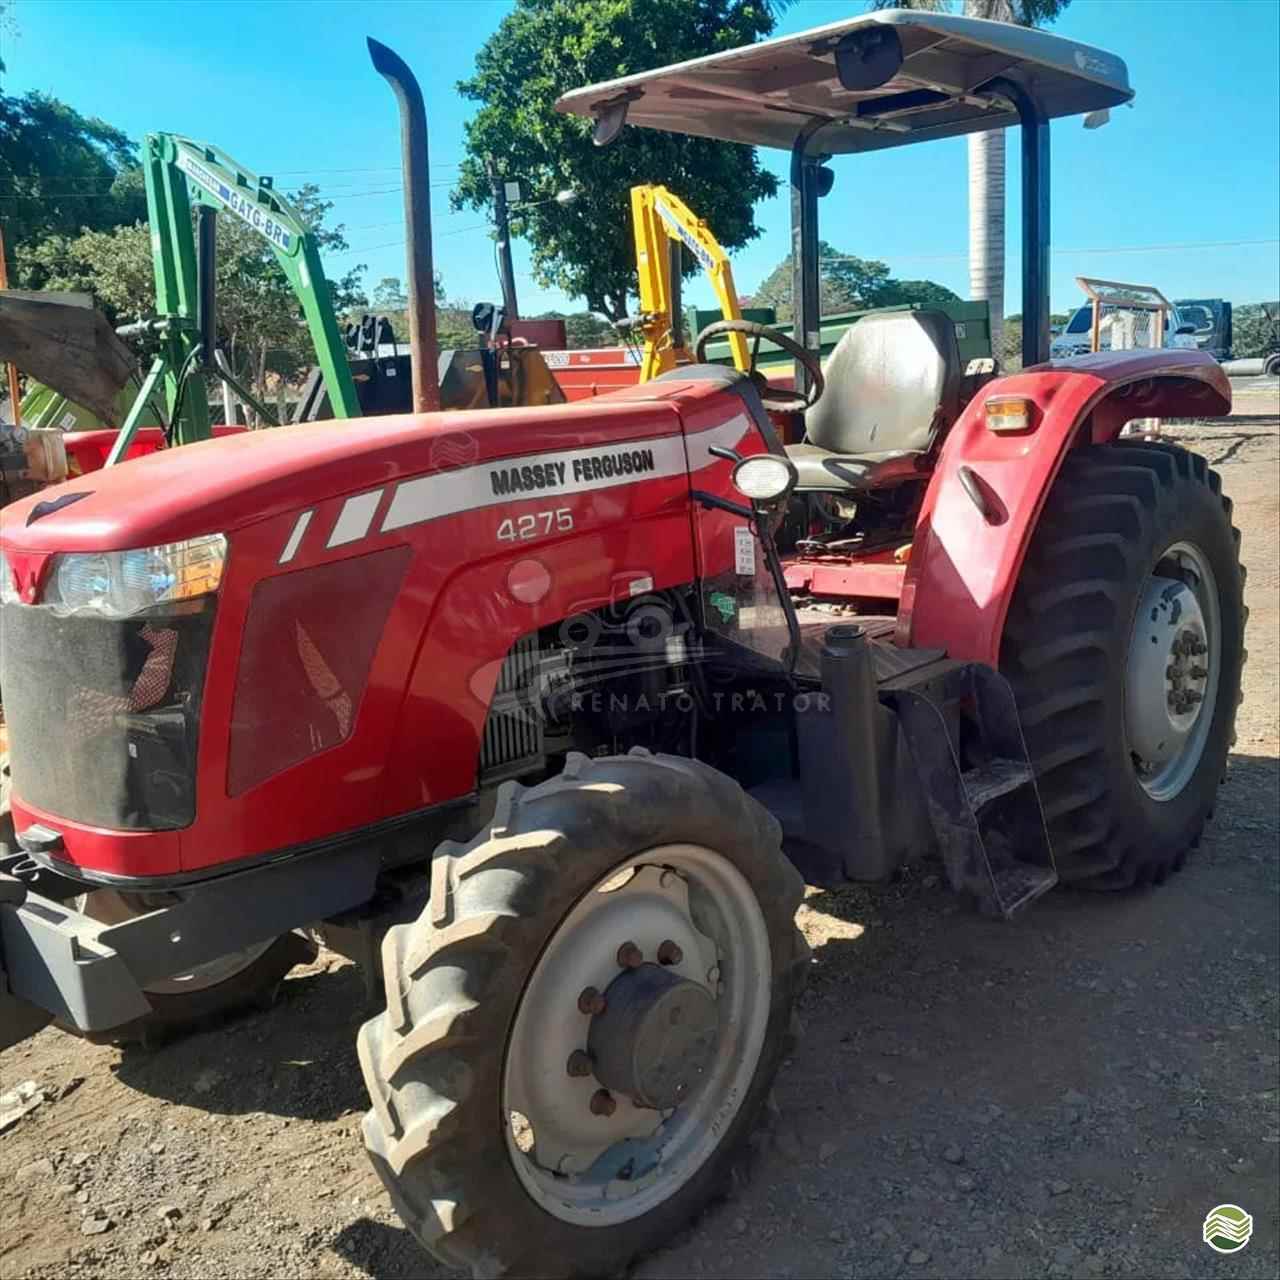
xmin=617 ymin=941 xmax=644 ymax=969
xmin=589 ymin=1089 xmax=617 ymax=1117
xmin=1191 ymin=665 xmax=1208 ymax=679
xmin=578 ymin=986 xmax=606 ymax=1016
xmin=1186 ymin=689 xmax=1204 ymax=704
xmin=566 ymin=1050 xmax=594 ymax=1078
xmin=657 ymin=939 xmax=683 ymax=966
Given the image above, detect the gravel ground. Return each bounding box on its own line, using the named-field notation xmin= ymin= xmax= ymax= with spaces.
xmin=1 ymin=417 xmax=1276 ymax=1280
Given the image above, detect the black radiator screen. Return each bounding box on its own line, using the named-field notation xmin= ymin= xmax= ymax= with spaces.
xmin=0 ymin=598 xmax=215 ymax=831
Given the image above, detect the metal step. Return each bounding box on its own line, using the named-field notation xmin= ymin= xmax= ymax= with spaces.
xmin=990 ymin=860 xmax=1059 ymax=914
xmin=880 ymin=661 xmax=1057 ymax=919
xmin=963 ymin=758 xmax=1035 ymax=810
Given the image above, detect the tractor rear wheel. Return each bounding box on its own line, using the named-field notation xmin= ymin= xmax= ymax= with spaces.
xmin=358 ymin=750 xmax=807 ymax=1279
xmin=1002 ymin=441 xmax=1245 ymax=889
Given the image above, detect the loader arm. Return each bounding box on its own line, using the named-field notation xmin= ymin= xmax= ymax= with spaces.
xmin=630 ymin=184 xmax=750 ymax=381
xmin=112 ymin=134 xmax=361 ymax=460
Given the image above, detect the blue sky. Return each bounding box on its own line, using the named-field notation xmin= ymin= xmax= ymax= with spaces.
xmin=3 ymin=0 xmax=1278 ymax=319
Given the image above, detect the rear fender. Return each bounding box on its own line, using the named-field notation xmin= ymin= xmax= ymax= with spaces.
xmin=897 ymin=350 xmax=1230 ymax=664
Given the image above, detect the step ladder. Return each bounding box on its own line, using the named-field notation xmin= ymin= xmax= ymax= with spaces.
xmin=879 ymin=659 xmax=1057 ymax=919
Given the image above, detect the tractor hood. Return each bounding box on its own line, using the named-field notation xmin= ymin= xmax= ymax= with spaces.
xmin=0 ymin=398 xmax=684 ymax=559
xmin=556 ymin=8 xmax=1132 ymax=155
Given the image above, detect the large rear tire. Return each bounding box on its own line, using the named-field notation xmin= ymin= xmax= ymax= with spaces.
xmin=1002 ymin=441 xmax=1245 ymax=889
xmin=358 ymin=749 xmax=808 ymax=1279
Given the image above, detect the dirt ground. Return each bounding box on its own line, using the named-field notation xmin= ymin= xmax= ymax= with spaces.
xmin=2 ymin=416 xmax=1277 ymax=1280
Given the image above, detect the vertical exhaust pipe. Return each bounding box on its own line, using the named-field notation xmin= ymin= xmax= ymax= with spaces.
xmin=367 ymin=37 xmax=440 ymax=413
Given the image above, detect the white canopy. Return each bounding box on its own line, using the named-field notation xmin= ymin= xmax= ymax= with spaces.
xmin=556 ymin=8 xmax=1132 ymax=155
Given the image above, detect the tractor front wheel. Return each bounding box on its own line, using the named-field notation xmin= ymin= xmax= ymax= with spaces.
xmin=358 ymin=750 xmax=807 ymax=1279
xmin=1002 ymin=441 xmax=1245 ymax=889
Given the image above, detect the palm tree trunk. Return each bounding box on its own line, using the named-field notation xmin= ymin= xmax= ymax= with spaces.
xmin=966 ymin=0 xmax=1011 ymax=359
xmin=967 ymin=127 xmax=1005 ymax=356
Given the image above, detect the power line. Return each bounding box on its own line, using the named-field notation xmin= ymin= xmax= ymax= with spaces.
xmin=819 ymin=237 xmax=1280 ymax=264
xmin=328 ymin=222 xmax=493 ymax=258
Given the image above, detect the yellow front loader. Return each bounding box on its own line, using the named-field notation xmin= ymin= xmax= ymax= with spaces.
xmin=630 ymin=184 xmax=750 ymax=381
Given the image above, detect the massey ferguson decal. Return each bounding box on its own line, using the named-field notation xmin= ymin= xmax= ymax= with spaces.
xmin=279 ymin=414 xmax=754 ymax=559
xmin=489 ymin=447 xmax=657 ymax=497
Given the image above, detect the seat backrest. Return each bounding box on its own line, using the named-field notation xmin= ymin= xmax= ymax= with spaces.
xmin=804 ymin=309 xmax=962 ymax=459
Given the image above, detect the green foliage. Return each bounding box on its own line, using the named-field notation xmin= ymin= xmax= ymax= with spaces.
xmin=370 ymin=273 xmax=447 ymax=311
xmin=0 ymin=90 xmax=146 ymax=256
xmin=370 ymin=276 xmax=408 ymax=311
xmin=749 ymin=244 xmax=959 ymax=320
xmin=1232 ymin=304 xmax=1279 ymax=360
xmin=871 ymin=277 xmax=962 ymax=308
xmin=437 ymin=306 xmax=480 ymax=352
xmin=1001 ymin=313 xmax=1024 ymax=370
xmin=751 ymin=243 xmax=891 ymax=321
xmin=453 ymin=0 xmax=780 ymax=319
xmin=1000 ymin=310 xmax=1071 ymax=370
xmin=872 ymin=0 xmax=1071 ymax=25
xmin=535 ymin=309 xmax=616 ymax=347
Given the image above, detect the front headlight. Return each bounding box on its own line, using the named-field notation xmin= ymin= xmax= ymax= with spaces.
xmin=42 ymin=533 xmax=227 ymax=617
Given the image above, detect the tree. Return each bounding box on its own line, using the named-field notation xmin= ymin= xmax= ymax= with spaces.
xmin=535 ymin=310 xmax=616 ymax=348
xmin=371 ymin=277 xmax=409 ymax=311
xmin=873 ymin=0 xmax=1073 ymax=352
xmin=751 ymin=242 xmax=891 ymax=321
xmin=870 ymin=277 xmax=962 ymax=308
xmin=370 ymin=273 xmax=446 ymax=311
xmin=453 ymin=0 xmax=780 ymax=321
xmin=0 ymin=89 xmax=146 ymax=259
xmin=1232 ymin=304 xmax=1278 ymax=361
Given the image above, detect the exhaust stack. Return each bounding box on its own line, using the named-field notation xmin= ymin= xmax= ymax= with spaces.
xmin=367 ymin=37 xmax=440 ymax=413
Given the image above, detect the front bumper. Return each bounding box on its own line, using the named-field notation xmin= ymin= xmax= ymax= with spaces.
xmin=0 ymin=870 xmax=151 ymax=1048
xmin=0 ymin=839 xmax=383 ymax=1050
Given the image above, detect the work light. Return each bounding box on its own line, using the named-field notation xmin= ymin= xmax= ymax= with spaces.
xmin=731 ymin=454 xmax=798 ymax=503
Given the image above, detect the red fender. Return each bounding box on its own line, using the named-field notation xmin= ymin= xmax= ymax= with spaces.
xmin=897 ymin=349 xmax=1230 ymax=664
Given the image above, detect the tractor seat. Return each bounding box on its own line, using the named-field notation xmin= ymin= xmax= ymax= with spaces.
xmin=786 ymin=309 xmax=962 ymax=493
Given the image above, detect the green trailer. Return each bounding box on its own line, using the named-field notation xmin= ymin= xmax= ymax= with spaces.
xmin=690 ymin=297 xmax=992 ymax=370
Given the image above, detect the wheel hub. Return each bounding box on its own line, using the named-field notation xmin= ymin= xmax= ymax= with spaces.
xmin=1126 ymin=574 xmax=1208 ymax=769
xmin=501 ymin=848 xmax=772 ymax=1225
xmin=589 ymin=963 xmax=719 ymax=1110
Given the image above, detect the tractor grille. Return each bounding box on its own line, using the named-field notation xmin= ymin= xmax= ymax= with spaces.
xmin=479 ymin=634 xmax=543 ymax=781
xmin=0 ymin=598 xmax=215 ymax=831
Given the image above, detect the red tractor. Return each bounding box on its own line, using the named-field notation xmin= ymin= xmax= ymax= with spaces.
xmin=0 ymin=12 xmax=1244 ymax=1279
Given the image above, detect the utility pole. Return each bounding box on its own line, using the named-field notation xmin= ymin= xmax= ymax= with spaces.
xmin=487 ymin=157 xmax=520 ymax=321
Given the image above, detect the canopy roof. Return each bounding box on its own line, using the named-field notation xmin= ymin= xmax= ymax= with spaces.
xmin=556 ymin=8 xmax=1132 ymax=155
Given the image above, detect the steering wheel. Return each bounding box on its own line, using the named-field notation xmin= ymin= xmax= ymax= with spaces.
xmin=694 ymin=319 xmax=824 ymax=411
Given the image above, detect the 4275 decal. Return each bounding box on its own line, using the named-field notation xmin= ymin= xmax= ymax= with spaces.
xmin=496 ymin=509 xmax=574 ymax=542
